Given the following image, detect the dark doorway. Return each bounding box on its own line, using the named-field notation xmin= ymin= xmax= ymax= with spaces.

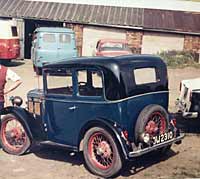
xmin=24 ymin=19 xmax=62 ymax=59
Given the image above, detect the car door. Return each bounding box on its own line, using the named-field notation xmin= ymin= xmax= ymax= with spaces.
xmin=57 ymin=33 xmax=77 ymax=59
xmin=44 ymin=68 xmax=77 ymax=146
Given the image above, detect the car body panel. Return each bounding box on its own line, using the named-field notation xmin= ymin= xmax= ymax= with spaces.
xmin=95 ymin=39 xmax=132 ymax=57
xmin=31 ymin=27 xmax=78 ymax=68
xmin=177 ymin=78 xmax=200 ymax=118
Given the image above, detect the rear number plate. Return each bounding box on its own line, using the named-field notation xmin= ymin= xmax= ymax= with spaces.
xmin=153 ymin=131 xmax=173 ymax=145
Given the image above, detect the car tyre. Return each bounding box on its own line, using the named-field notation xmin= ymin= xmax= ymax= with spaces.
xmin=83 ymin=127 xmax=122 ymax=178
xmin=0 ymin=114 xmax=31 ymax=155
xmin=135 ymin=104 xmax=169 ymax=145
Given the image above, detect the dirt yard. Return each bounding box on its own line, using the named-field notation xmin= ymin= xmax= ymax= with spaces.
xmin=1 ymin=59 xmax=200 ymax=179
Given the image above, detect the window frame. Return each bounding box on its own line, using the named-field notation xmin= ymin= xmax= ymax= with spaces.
xmin=44 ymin=68 xmax=75 ymax=97
xmin=75 ymin=68 xmax=105 ymax=99
xmin=133 ymin=67 xmax=158 ymax=85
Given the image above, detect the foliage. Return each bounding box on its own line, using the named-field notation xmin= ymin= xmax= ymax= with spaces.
xmin=157 ymin=50 xmax=200 ymax=68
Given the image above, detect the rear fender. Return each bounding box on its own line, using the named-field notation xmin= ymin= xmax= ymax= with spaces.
xmin=0 ymin=106 xmax=46 ymax=142
xmin=79 ymin=119 xmax=130 ymax=160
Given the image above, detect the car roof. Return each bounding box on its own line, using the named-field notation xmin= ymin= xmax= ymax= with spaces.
xmin=97 ymin=39 xmax=128 ymax=44
xmin=44 ymin=55 xmax=165 ymax=70
xmin=34 ymin=27 xmax=74 ymax=33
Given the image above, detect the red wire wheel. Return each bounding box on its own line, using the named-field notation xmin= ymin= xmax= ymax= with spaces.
xmin=135 ymin=105 xmax=169 ymax=144
xmin=145 ymin=112 xmax=167 ymax=136
xmin=0 ymin=114 xmax=31 ymax=155
xmin=83 ymin=127 xmax=122 ymax=178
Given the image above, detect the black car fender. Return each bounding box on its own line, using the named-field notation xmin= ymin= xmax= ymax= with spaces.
xmin=0 ymin=106 xmax=46 ymax=142
xmin=78 ymin=118 xmax=130 ymax=160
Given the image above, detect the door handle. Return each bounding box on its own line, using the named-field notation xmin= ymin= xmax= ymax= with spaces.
xmin=68 ymin=106 xmax=77 ymax=110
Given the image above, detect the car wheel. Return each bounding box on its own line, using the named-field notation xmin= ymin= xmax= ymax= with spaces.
xmin=135 ymin=105 xmax=169 ymax=145
xmin=0 ymin=114 xmax=31 ymax=155
xmin=83 ymin=127 xmax=122 ymax=178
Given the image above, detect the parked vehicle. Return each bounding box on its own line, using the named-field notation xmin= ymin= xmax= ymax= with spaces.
xmin=31 ymin=27 xmax=78 ymax=75
xmin=0 ymin=20 xmax=20 ymax=62
xmin=176 ymin=78 xmax=200 ymax=119
xmin=0 ymin=55 xmax=184 ymax=178
xmin=95 ymin=39 xmax=132 ymax=57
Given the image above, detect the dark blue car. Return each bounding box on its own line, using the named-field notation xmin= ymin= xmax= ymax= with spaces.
xmin=0 ymin=55 xmax=184 ymax=178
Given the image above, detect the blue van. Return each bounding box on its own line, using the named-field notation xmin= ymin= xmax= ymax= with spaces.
xmin=31 ymin=27 xmax=78 ymax=75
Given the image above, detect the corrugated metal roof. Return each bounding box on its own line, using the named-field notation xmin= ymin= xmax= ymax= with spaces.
xmin=0 ymin=0 xmax=199 ymax=34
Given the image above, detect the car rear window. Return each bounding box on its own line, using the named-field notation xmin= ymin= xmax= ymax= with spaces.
xmin=133 ymin=67 xmax=157 ymax=85
xmin=59 ymin=34 xmax=71 ymax=43
xmin=43 ymin=34 xmax=56 ymax=43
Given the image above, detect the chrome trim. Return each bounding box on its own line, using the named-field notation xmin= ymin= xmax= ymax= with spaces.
xmin=45 ymin=91 xmax=169 ymax=104
xmin=183 ymin=112 xmax=198 ymax=118
xmin=128 ymin=133 xmax=184 ymax=158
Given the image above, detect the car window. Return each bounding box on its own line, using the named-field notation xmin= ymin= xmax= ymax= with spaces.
xmin=11 ymin=26 xmax=18 ymax=37
xmin=134 ymin=67 xmax=158 ymax=85
xmin=59 ymin=34 xmax=71 ymax=43
xmin=43 ymin=34 xmax=56 ymax=43
xmin=46 ymin=69 xmax=73 ymax=95
xmin=77 ymin=69 xmax=103 ymax=97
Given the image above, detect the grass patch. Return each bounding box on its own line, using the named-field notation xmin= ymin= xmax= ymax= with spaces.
xmin=157 ymin=50 xmax=200 ymax=68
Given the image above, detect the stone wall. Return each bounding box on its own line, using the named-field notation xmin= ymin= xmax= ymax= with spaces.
xmin=184 ymin=35 xmax=200 ymax=53
xmin=126 ymin=31 xmax=143 ymax=54
xmin=65 ymin=23 xmax=83 ymax=56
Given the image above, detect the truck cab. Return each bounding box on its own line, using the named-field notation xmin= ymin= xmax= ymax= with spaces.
xmin=0 ymin=20 xmax=20 ymax=62
xmin=31 ymin=27 xmax=78 ymax=75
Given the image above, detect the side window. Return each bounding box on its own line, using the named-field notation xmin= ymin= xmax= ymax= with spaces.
xmin=43 ymin=34 xmax=56 ymax=43
xmin=133 ymin=67 xmax=158 ymax=85
xmin=59 ymin=34 xmax=71 ymax=43
xmin=46 ymin=69 xmax=73 ymax=95
xmin=77 ymin=69 xmax=103 ymax=97
xmin=11 ymin=26 xmax=18 ymax=37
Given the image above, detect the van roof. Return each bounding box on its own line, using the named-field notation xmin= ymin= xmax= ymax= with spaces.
xmin=35 ymin=27 xmax=74 ymax=33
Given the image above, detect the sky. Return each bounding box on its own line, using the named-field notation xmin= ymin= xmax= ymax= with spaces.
xmin=26 ymin=0 xmax=200 ymax=12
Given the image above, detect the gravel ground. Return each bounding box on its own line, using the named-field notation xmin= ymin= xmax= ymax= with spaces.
xmin=0 ymin=59 xmax=200 ymax=179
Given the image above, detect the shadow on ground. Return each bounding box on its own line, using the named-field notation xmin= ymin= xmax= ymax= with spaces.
xmin=120 ymin=149 xmax=177 ymax=177
xmin=32 ymin=144 xmax=178 ymax=178
xmin=0 ymin=59 xmax=25 ymax=67
xmin=33 ymin=145 xmax=84 ymax=166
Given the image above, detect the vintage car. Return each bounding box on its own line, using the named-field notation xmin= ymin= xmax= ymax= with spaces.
xmin=176 ymin=78 xmax=200 ymax=119
xmin=95 ymin=39 xmax=132 ymax=57
xmin=0 ymin=55 xmax=184 ymax=178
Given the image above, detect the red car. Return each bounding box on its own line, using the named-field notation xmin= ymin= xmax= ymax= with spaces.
xmin=95 ymin=39 xmax=132 ymax=57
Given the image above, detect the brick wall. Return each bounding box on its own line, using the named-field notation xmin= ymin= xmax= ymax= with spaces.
xmin=65 ymin=23 xmax=83 ymax=56
xmin=126 ymin=31 xmax=143 ymax=54
xmin=184 ymin=35 xmax=200 ymax=53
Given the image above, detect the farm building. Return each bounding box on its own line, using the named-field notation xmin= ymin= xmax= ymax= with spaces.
xmin=0 ymin=0 xmax=199 ymax=59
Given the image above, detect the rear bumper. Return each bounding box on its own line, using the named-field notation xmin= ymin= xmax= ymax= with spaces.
xmin=128 ymin=133 xmax=184 ymax=158
xmin=182 ymin=111 xmax=198 ymax=118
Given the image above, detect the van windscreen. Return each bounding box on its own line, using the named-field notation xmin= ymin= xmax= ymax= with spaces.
xmin=11 ymin=26 xmax=18 ymax=37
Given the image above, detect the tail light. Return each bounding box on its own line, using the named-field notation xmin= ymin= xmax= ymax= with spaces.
xmin=121 ymin=130 xmax=129 ymax=140
xmin=189 ymin=90 xmax=193 ymax=102
xmin=179 ymin=82 xmax=182 ymax=91
xmin=170 ymin=118 xmax=177 ymax=127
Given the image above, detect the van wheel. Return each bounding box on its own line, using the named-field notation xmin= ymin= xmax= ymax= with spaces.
xmin=0 ymin=114 xmax=31 ymax=155
xmin=33 ymin=65 xmax=42 ymax=75
xmin=135 ymin=105 xmax=169 ymax=144
xmin=83 ymin=127 xmax=122 ymax=178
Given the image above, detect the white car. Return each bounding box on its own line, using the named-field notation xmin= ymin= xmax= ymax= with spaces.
xmin=176 ymin=78 xmax=200 ymax=118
